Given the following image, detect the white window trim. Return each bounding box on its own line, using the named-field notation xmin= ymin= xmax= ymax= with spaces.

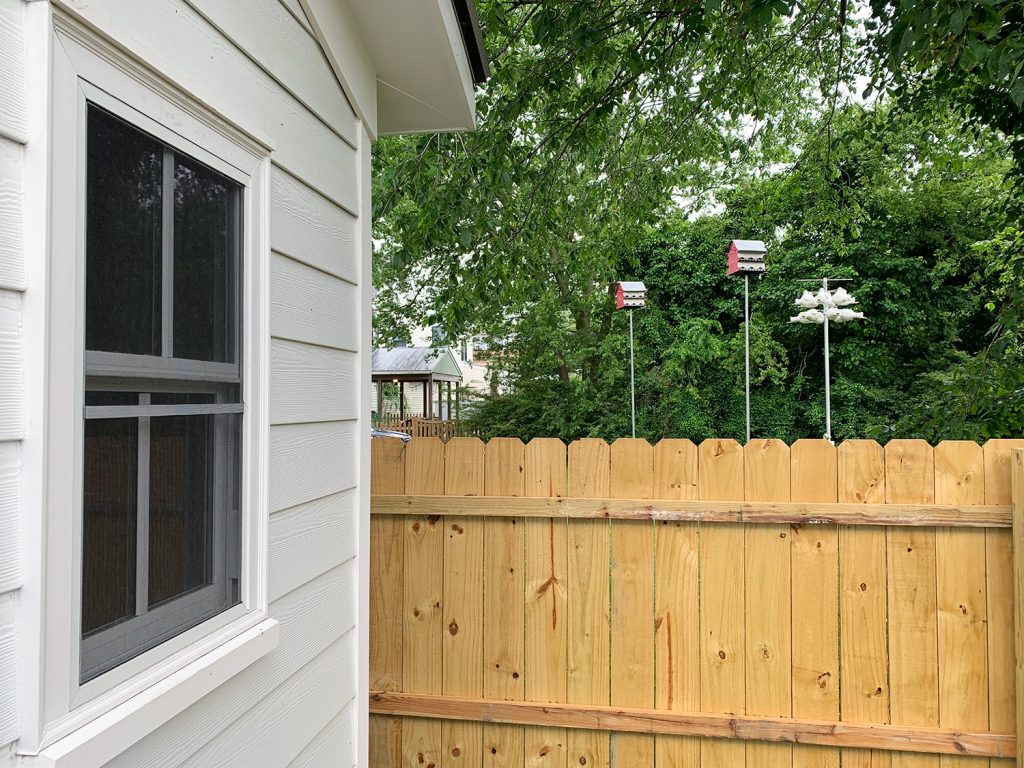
xmin=18 ymin=12 xmax=276 ymax=762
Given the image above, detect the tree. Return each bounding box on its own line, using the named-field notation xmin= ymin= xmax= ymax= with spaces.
xmin=372 ymin=1 xmax=1023 ymax=441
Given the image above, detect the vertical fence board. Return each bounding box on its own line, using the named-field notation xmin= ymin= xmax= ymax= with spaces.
xmin=609 ymin=439 xmax=656 ymax=768
xmin=791 ymin=439 xmax=840 ymax=768
xmin=653 ymin=439 xmax=700 ymax=767
xmin=371 ymin=437 xmax=1013 ymax=768
xmin=370 ymin=439 xmax=406 ymax=767
xmin=838 ymin=440 xmax=891 ymax=768
xmin=403 ymin=438 xmax=447 ymax=767
xmin=984 ymin=440 xmax=1024 ymax=768
xmin=566 ymin=439 xmax=611 ymax=768
xmin=484 ymin=439 xmax=527 ymax=767
xmin=524 ymin=439 xmax=568 ymax=768
xmin=699 ymin=438 xmax=746 ymax=768
xmin=1012 ymin=449 xmax=1024 ymax=768
xmin=443 ymin=438 xmax=486 ymax=768
xmin=743 ymin=439 xmax=793 ymax=768
xmin=934 ymin=442 xmax=988 ymax=768
xmin=886 ymin=440 xmax=938 ymax=768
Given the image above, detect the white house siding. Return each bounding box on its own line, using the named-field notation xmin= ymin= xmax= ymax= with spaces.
xmin=45 ymin=0 xmax=368 ymax=764
xmin=0 ymin=0 xmax=25 ymax=753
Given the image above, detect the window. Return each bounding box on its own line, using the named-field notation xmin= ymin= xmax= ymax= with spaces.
xmin=81 ymin=105 xmax=243 ymax=682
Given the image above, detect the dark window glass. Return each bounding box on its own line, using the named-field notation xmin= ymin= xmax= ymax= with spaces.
xmin=82 ymin=417 xmax=138 ymax=635
xmin=85 ymin=391 xmax=139 ymax=407
xmin=149 ymin=415 xmax=213 ymax=606
xmin=173 ymin=157 xmax=238 ymax=363
xmin=86 ymin=107 xmax=163 ymax=356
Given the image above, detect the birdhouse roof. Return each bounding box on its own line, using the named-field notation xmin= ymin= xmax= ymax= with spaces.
xmin=618 ymin=281 xmax=646 ymax=292
xmin=730 ymin=239 xmax=766 ymax=253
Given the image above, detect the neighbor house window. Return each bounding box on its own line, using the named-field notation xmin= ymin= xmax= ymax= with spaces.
xmin=81 ymin=104 xmax=243 ymax=682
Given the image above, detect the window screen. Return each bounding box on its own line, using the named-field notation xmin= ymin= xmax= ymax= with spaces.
xmin=81 ymin=105 xmax=243 ymax=682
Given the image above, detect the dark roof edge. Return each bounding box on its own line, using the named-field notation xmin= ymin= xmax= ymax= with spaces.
xmin=451 ymin=0 xmax=490 ymax=84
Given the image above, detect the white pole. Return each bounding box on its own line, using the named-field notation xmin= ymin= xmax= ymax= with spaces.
xmin=744 ymin=273 xmax=751 ymax=444
xmin=629 ymin=309 xmax=636 ymax=438
xmin=822 ymin=277 xmax=832 ymax=441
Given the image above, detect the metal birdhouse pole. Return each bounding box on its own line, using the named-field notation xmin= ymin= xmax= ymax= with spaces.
xmin=790 ymin=277 xmax=866 ymax=441
xmin=629 ymin=310 xmax=636 ymax=438
xmin=726 ymin=240 xmax=767 ymax=443
xmin=615 ymin=281 xmax=647 ymax=438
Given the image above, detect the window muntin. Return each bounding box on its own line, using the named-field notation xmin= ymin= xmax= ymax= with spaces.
xmin=81 ymin=103 xmax=244 ymax=683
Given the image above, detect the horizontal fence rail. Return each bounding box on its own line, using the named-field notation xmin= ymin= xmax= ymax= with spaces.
xmin=373 ymin=495 xmax=1013 ymax=527
xmin=369 ymin=436 xmax=1024 ymax=768
xmin=369 ymin=692 xmax=1015 ymax=758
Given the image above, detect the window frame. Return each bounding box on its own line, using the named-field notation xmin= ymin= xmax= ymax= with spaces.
xmin=26 ymin=16 xmax=275 ymax=754
xmin=79 ymin=104 xmax=246 ymax=682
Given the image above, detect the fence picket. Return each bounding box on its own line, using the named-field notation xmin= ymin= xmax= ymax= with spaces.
xmin=885 ymin=439 xmax=939 ymax=768
xmin=370 ymin=438 xmax=406 ymax=767
xmin=934 ymin=441 xmax=988 ymax=768
xmin=442 ymin=438 xmax=486 ymax=768
xmin=566 ymin=439 xmax=611 ymax=768
xmin=698 ymin=438 xmax=747 ymax=768
xmin=838 ymin=440 xmax=891 ymax=768
xmin=609 ymin=439 xmax=656 ymax=768
xmin=984 ymin=440 xmax=1024 ymax=768
xmin=653 ymin=439 xmax=700 ymax=767
xmin=790 ymin=438 xmax=840 ymax=768
xmin=483 ymin=438 xmax=527 ymax=767
xmin=524 ymin=438 xmax=569 ymax=768
xmin=403 ymin=437 xmax=446 ymax=768
xmin=743 ymin=439 xmax=793 ymax=768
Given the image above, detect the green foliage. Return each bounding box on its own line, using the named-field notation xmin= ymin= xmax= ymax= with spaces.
xmin=462 ymin=103 xmax=1018 ymax=442
xmin=373 ymin=2 xmax=1024 ymax=443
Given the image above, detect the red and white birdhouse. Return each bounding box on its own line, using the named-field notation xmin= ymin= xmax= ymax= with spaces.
xmin=615 ymin=281 xmax=647 ymax=310
xmin=726 ymin=239 xmax=767 ymax=276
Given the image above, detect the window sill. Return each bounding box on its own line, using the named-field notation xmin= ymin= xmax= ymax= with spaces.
xmin=23 ymin=617 xmax=279 ymax=768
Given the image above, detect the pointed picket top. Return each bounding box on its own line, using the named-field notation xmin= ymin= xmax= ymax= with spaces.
xmin=654 ymin=439 xmax=698 ymax=500
xmin=445 ymin=437 xmax=485 ymax=496
xmin=610 ymin=438 xmax=655 ymax=499
xmin=884 ymin=439 xmax=935 ymax=504
xmin=791 ymin=439 xmax=838 ymax=503
xmin=405 ymin=436 xmax=445 ymax=495
xmin=568 ymin=439 xmax=610 ymax=498
xmin=743 ymin=438 xmax=790 ymax=502
xmin=698 ymin=438 xmax=744 ymax=501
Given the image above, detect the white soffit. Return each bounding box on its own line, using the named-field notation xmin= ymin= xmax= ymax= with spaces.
xmin=306 ymin=0 xmax=480 ymax=137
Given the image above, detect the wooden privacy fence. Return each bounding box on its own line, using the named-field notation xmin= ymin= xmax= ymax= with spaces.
xmin=369 ymin=436 xmax=1024 ymax=768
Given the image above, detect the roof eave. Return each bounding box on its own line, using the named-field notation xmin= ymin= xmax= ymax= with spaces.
xmin=451 ymin=0 xmax=490 ymax=84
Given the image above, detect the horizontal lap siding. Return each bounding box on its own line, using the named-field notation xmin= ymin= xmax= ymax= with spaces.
xmin=55 ymin=0 xmax=364 ymax=764
xmin=105 ymin=560 xmax=357 ymax=768
xmin=269 ymin=489 xmax=358 ymax=602
xmin=0 ymin=594 xmax=15 ymax=746
xmin=0 ymin=138 xmax=23 ymax=291
xmin=0 ymin=0 xmax=21 ymax=753
xmin=0 ymin=0 xmax=26 ymax=145
xmin=177 ymin=629 xmax=357 ymax=768
xmin=57 ymin=0 xmax=359 ymax=211
xmin=270 ymin=339 xmax=358 ymax=425
xmin=286 ymin=700 xmax=356 ymax=767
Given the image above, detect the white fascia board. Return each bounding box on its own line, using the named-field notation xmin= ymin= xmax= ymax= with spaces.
xmin=298 ymin=0 xmax=378 ymax=139
xmin=310 ymin=0 xmax=478 ymax=137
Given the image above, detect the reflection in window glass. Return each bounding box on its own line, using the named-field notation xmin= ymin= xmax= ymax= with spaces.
xmin=173 ymin=157 xmax=238 ymax=363
xmin=82 ymin=417 xmax=138 ymax=635
xmin=86 ymin=106 xmax=163 ymax=356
